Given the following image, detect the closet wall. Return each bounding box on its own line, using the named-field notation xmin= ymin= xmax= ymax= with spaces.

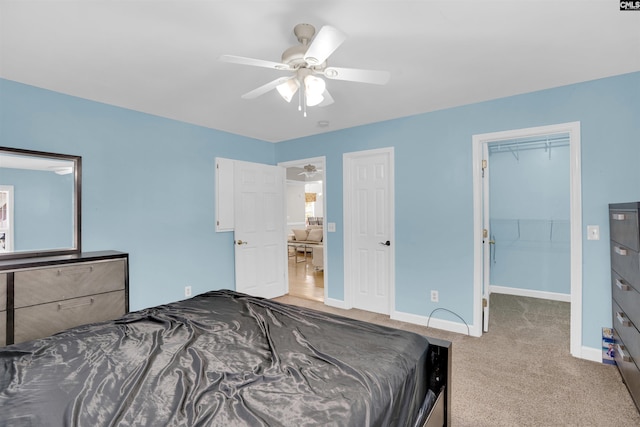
xmin=489 ymin=135 xmax=571 ymax=295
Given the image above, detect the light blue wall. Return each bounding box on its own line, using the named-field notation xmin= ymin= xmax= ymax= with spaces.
xmin=489 ymin=143 xmax=570 ymax=294
xmin=276 ymin=71 xmax=640 ymax=350
xmin=0 ymin=79 xmax=275 ymax=310
xmin=0 ymin=168 xmax=73 ymax=251
xmin=2 ymin=72 xmax=639 ymax=350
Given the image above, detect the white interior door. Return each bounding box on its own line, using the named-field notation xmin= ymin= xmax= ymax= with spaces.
xmin=234 ymin=160 xmax=286 ymax=299
xmin=345 ymin=148 xmax=394 ymax=315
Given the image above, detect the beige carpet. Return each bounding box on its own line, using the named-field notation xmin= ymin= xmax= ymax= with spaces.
xmin=273 ymin=293 xmax=640 ymax=426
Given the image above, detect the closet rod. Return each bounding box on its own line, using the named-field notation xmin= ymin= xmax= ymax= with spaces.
xmin=488 ymin=136 xmax=569 ymax=154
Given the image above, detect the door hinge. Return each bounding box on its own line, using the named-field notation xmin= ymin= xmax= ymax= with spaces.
xmin=481 ymin=159 xmax=487 ymax=177
xmin=483 ymin=298 xmax=488 ymax=308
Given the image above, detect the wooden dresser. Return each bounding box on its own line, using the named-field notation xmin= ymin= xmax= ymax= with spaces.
xmin=609 ymin=202 xmax=640 ymax=410
xmin=0 ymin=251 xmax=128 ymax=346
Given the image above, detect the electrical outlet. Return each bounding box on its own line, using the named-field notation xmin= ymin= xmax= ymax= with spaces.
xmin=185 ymin=286 xmax=192 ymax=297
xmin=430 ymin=290 xmax=439 ymax=303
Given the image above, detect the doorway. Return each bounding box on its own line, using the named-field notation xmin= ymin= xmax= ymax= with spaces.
xmin=472 ymin=121 xmax=582 ymax=358
xmin=0 ymin=185 xmax=14 ymax=253
xmin=279 ymin=157 xmax=326 ymax=303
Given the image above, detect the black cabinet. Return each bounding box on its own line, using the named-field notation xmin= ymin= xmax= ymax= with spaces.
xmin=609 ymin=202 xmax=640 ymax=410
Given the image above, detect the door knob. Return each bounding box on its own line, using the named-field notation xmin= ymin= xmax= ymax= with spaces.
xmin=379 ymin=240 xmax=391 ymax=246
xmin=236 ymin=240 xmax=248 ymax=245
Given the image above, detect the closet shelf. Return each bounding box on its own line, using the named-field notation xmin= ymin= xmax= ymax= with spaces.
xmin=490 ymin=218 xmax=570 ymax=242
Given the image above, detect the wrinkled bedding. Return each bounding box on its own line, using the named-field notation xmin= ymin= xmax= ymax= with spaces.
xmin=1 ymin=290 xmax=434 ymax=426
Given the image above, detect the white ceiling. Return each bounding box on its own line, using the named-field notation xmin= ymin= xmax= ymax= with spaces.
xmin=1 ymin=1 xmax=638 ymax=143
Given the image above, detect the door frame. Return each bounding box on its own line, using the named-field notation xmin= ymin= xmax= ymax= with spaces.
xmin=343 ymin=147 xmax=395 ymax=312
xmin=278 ymin=156 xmax=327 ymax=301
xmin=472 ymin=121 xmax=582 ymax=358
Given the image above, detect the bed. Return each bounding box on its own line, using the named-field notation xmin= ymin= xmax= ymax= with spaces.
xmin=0 ymin=290 xmax=450 ymax=426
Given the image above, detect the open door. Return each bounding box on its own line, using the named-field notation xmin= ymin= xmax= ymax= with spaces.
xmin=481 ymin=145 xmax=491 ymax=333
xmin=233 ymin=160 xmax=286 ymax=299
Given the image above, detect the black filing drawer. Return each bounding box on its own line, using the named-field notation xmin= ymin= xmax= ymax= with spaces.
xmin=613 ymin=327 xmax=640 ymax=408
xmin=613 ymin=270 xmax=640 ymax=329
xmin=611 ymin=242 xmax=640 ymax=290
xmin=610 ymin=202 xmax=640 ymax=412
xmin=611 ymin=208 xmax=640 ymax=252
xmin=613 ymin=300 xmax=640 ymax=362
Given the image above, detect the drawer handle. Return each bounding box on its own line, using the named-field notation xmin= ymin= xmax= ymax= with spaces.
xmin=616 ymin=344 xmax=632 ymax=362
xmin=611 ymin=213 xmax=626 ymax=221
xmin=614 ymin=246 xmax=628 ymax=256
xmin=58 ymin=297 xmax=94 ymax=311
xmin=616 ymin=278 xmax=631 ymax=291
xmin=56 ymin=266 xmax=94 ymax=276
xmin=616 ymin=311 xmax=631 ymax=327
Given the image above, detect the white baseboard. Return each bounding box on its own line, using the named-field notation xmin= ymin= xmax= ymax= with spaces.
xmin=392 ymin=310 xmax=474 ymax=336
xmin=324 ymin=297 xmax=348 ymax=310
xmin=579 ymin=345 xmax=604 ymax=363
xmin=490 ymin=285 xmax=571 ymax=302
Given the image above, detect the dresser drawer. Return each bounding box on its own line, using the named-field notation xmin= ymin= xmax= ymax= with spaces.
xmin=612 ymin=270 xmax=640 ymax=328
xmin=611 ymin=242 xmax=640 ymax=289
xmin=0 ymin=273 xmax=6 ymax=312
xmin=14 ymin=259 xmax=126 ymax=308
xmin=613 ymin=300 xmax=640 ymax=362
xmin=611 ymin=209 xmax=640 ymax=252
xmin=0 ymin=310 xmax=5 ymax=347
xmin=14 ymin=290 xmax=125 ymax=344
xmin=613 ymin=328 xmax=640 ymax=409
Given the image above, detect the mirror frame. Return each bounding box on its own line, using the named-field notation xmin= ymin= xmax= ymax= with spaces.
xmin=0 ymin=146 xmax=81 ymax=260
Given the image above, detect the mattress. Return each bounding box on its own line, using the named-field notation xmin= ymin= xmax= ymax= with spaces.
xmin=1 ymin=290 xmax=438 ymax=426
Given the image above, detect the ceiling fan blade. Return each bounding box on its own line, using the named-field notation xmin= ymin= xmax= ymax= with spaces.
xmin=219 ymin=54 xmax=291 ymax=71
xmin=318 ymin=89 xmax=334 ymax=107
xmin=241 ymin=76 xmax=296 ymax=99
xmin=323 ymin=66 xmax=390 ymax=85
xmin=304 ymin=25 xmax=347 ymax=65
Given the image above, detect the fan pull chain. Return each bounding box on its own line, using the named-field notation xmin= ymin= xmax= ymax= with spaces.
xmin=303 ymin=85 xmax=308 ymax=117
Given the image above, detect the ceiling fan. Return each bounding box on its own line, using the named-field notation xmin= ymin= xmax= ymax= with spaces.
xmin=298 ymin=163 xmax=323 ymax=177
xmin=219 ymin=23 xmax=390 ymax=116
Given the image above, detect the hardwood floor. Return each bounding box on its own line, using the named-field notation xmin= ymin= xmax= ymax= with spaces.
xmin=287 ymin=254 xmax=324 ymax=302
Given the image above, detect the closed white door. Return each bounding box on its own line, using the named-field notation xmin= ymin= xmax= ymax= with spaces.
xmin=344 ymin=148 xmax=394 ymax=315
xmin=234 ymin=160 xmax=286 ymax=299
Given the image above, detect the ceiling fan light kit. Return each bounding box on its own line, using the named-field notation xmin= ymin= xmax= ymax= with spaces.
xmin=276 ymin=78 xmax=300 ymax=103
xmin=220 ymin=23 xmax=390 ymax=116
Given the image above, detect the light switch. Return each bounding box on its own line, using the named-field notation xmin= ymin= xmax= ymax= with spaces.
xmin=587 ymin=225 xmax=600 ymax=241
xmin=328 ymin=222 xmax=336 ymax=232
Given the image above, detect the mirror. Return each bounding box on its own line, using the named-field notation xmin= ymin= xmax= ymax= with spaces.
xmin=0 ymin=146 xmax=81 ymax=260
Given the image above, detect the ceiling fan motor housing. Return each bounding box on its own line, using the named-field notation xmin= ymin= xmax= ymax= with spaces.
xmin=282 ymin=24 xmax=327 ymax=70
xmin=293 ymin=23 xmax=315 ymax=44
